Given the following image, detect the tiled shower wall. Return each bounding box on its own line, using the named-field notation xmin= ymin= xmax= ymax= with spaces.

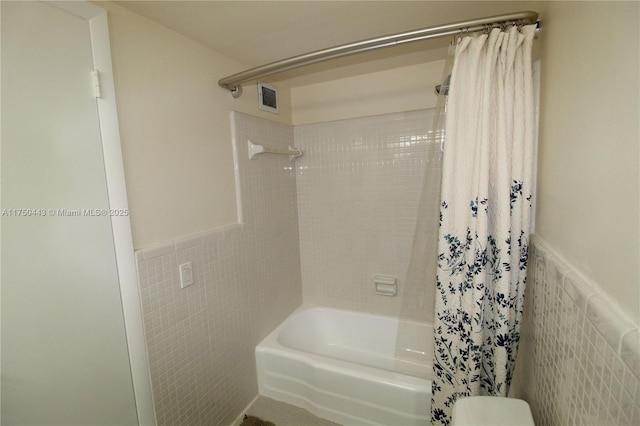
xmin=516 ymin=235 xmax=640 ymax=425
xmin=294 ymin=110 xmax=442 ymax=317
xmin=135 ymin=112 xmax=302 ymax=425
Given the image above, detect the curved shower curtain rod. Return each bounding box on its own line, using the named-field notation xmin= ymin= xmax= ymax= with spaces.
xmin=218 ymin=11 xmax=539 ymax=98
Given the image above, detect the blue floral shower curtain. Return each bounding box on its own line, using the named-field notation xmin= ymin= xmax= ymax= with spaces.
xmin=431 ymin=25 xmax=537 ymax=425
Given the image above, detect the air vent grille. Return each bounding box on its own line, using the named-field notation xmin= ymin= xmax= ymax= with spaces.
xmin=258 ymin=82 xmax=278 ymax=114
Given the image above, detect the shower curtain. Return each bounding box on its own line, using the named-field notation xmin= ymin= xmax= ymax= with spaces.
xmin=393 ymin=49 xmax=452 ymax=379
xmin=431 ymin=24 xmax=537 ymax=425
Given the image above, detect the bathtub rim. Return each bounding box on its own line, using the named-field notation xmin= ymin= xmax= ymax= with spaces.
xmin=257 ymin=303 xmax=433 ymax=387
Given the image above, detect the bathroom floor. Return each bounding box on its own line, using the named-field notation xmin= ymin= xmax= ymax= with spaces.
xmin=240 ymin=396 xmax=342 ymax=426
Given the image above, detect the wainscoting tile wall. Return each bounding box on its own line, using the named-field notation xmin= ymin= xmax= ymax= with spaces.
xmin=135 ymin=112 xmax=302 ymax=425
xmin=294 ymin=109 xmax=442 ymax=317
xmin=517 ymin=235 xmax=639 ymax=425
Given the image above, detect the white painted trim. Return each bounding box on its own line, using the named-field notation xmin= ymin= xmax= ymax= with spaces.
xmin=230 ymin=111 xmax=244 ymax=225
xmin=531 ymin=58 xmax=541 ymax=234
xmin=0 ymin=4 xmax=3 ymax=423
xmin=42 ymin=2 xmax=156 ymax=424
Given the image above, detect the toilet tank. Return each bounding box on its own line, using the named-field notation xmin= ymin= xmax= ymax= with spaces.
xmin=452 ymin=396 xmax=534 ymax=426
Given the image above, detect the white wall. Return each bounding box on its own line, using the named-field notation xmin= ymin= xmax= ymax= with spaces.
xmin=535 ymin=1 xmax=640 ymax=325
xmin=98 ymin=1 xmax=292 ymax=249
xmin=291 ymin=60 xmax=446 ymax=125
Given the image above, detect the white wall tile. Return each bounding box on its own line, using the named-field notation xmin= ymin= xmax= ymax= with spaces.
xmin=519 ymin=235 xmax=640 ymax=425
xmin=294 ymin=110 xmax=441 ymax=318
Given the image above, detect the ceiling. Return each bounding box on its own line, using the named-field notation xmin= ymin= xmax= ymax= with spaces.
xmin=114 ymin=1 xmax=544 ymax=86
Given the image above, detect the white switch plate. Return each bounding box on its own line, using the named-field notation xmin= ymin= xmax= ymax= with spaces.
xmin=179 ymin=262 xmax=194 ymax=288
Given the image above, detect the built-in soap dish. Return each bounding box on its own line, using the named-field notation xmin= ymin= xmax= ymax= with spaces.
xmin=374 ymin=275 xmax=397 ymax=296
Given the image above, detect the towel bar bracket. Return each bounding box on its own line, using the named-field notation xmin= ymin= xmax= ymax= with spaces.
xmin=247 ymin=140 xmax=302 ymax=160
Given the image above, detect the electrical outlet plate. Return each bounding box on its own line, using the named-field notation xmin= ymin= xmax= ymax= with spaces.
xmin=179 ymin=262 xmax=194 ymax=288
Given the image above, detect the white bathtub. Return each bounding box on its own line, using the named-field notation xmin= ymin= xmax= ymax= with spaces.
xmin=255 ymin=305 xmax=432 ymax=425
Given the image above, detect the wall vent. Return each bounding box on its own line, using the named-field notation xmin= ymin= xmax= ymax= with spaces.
xmin=258 ymin=82 xmax=278 ymax=114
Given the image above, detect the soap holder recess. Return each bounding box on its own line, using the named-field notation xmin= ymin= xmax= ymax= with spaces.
xmin=374 ymin=275 xmax=397 ymax=296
